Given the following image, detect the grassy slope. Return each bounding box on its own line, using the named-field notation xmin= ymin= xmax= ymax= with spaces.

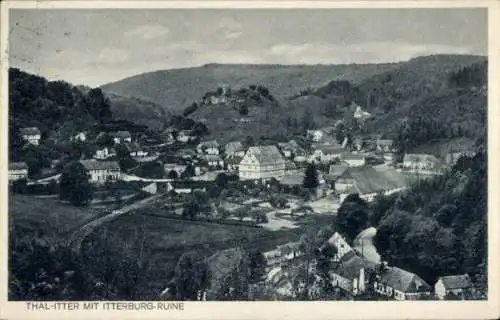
xmin=100 ymin=63 xmax=398 ymax=113
xmin=8 ymin=194 xmax=101 ymax=240
xmin=82 ymin=213 xmax=332 ymax=298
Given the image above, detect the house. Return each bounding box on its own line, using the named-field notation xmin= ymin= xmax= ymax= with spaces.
xmin=262 ymin=241 xmax=303 ymax=272
xmin=324 ymin=163 xmax=349 ymax=186
xmin=323 ymin=232 xmax=354 ymax=262
xmin=307 ymin=129 xmax=325 ymax=143
xmin=20 ymin=127 xmax=41 ymax=145
xmin=376 ymin=139 xmax=394 ymax=153
xmin=112 ymin=131 xmax=132 ymax=144
xmin=197 ymin=140 xmax=220 ymax=155
xmin=277 ymin=140 xmax=303 ymax=159
xmin=177 ymin=130 xmax=196 ymax=143
xmin=330 ymin=254 xmax=376 ymax=296
xmin=239 ymin=145 xmax=286 ymax=180
xmin=203 ymin=154 xmax=224 ymax=169
xmin=341 ymin=152 xmax=366 ymax=167
xmin=164 ymin=163 xmax=188 ymax=177
xmin=374 ymin=265 xmax=431 ymax=300
xmin=309 ymin=144 xmax=345 ymax=164
xmin=352 ymin=137 xmax=365 ymax=152
xmin=224 ymin=141 xmax=246 ymax=157
xmin=9 ymin=162 xmax=29 ymax=182
xmin=403 ymin=154 xmax=444 ymax=175
xmin=94 ymin=147 xmax=116 ymax=160
xmin=434 ymin=274 xmax=473 ymax=300
xmin=353 ymin=104 xmax=371 ymax=120
xmin=225 ymin=155 xmax=243 ymax=171
xmin=336 ymin=166 xmax=408 ymax=203
xmin=79 ymin=160 xmax=121 ymax=184
xmin=124 ymin=142 xmax=148 ymax=157
xmin=293 ymin=148 xmax=308 ymax=163
xmin=445 ymin=151 xmax=476 ymax=166
xmin=71 ymin=132 xmax=87 ymax=142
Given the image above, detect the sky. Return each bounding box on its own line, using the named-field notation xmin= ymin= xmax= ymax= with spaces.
xmin=9 ymin=8 xmax=487 ymax=87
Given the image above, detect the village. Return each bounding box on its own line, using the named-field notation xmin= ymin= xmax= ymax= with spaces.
xmin=8 ymin=100 xmax=479 ymax=301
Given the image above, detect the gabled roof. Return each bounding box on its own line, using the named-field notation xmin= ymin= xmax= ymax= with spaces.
xmin=438 ymin=274 xmax=473 ymax=290
xmin=200 ymin=140 xmax=219 ymax=149
xmin=315 ymin=144 xmax=345 ymax=155
xmin=20 ymin=127 xmax=41 ymax=136
xmin=204 ymin=154 xmax=223 ymax=162
xmin=342 ymin=152 xmax=365 ymax=161
xmin=115 ymin=130 xmax=131 ymax=138
xmin=339 ymin=166 xmax=407 ymax=195
xmin=377 ymin=139 xmax=394 ymax=146
xmin=124 ymin=142 xmax=143 ymax=152
xmin=335 ymin=255 xmax=376 ymax=280
xmin=246 ymin=145 xmax=285 ymax=164
xmin=79 ymin=160 xmax=120 ymax=171
xmin=9 ymin=162 xmax=28 ymax=170
xmin=329 ymin=164 xmax=349 ymax=177
xmin=403 ymin=153 xmax=440 ymax=163
xmin=225 ymin=141 xmax=244 ymax=153
xmin=379 ymin=266 xmax=430 ymax=293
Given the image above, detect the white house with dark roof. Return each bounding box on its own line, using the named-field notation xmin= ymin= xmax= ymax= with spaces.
xmin=197 ymin=140 xmax=220 ymax=155
xmin=341 ymin=152 xmax=366 ymax=167
xmin=9 ymin=162 xmax=29 ymax=182
xmin=336 ymin=166 xmax=408 ymax=203
xmin=239 ymin=145 xmax=285 ymax=180
xmin=374 ymin=266 xmax=431 ymax=300
xmin=330 ymin=253 xmax=376 ymax=296
xmin=20 ymin=127 xmax=41 ymax=145
xmin=309 ymin=144 xmax=345 ymax=164
xmin=434 ymin=274 xmax=473 ymax=300
xmin=79 ymin=160 xmax=121 ymax=184
xmin=112 ymin=130 xmax=132 ymax=144
xmin=403 ymin=154 xmax=444 ymax=175
xmin=376 ymin=139 xmax=394 ymax=153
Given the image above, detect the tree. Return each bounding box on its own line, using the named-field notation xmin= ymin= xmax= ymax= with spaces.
xmin=301 ymin=108 xmax=315 ymax=131
xmin=239 ymin=104 xmax=249 ymax=116
xmin=244 ymin=135 xmax=255 ymax=148
xmin=302 ymin=163 xmax=319 ymax=192
xmin=336 ymin=194 xmax=369 ymax=241
xmin=181 ymin=165 xmax=195 ymax=179
xmin=115 ymin=144 xmax=137 ymax=171
xmin=215 ymin=173 xmax=229 ymax=189
xmin=86 ymin=88 xmax=112 ymax=123
xmin=248 ymin=251 xmax=266 ymax=283
xmin=168 ymin=170 xmax=179 ymax=180
xmin=59 ymin=162 xmax=93 ymax=207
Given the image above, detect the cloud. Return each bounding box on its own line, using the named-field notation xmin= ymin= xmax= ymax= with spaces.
xmin=124 ymin=24 xmax=169 ymax=40
xmin=98 ymin=47 xmax=129 ymax=64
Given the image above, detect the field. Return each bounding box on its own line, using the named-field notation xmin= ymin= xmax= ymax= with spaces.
xmin=82 ymin=212 xmax=333 ymax=298
xmin=8 ymin=194 xmax=102 ymax=240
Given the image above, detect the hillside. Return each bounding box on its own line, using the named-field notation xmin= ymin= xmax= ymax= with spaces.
xmin=100 ymin=63 xmax=398 ymax=113
xmin=100 ymin=55 xmax=486 ymax=144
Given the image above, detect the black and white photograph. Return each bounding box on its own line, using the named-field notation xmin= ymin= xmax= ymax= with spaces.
xmin=1 ymin=1 xmax=498 ymax=318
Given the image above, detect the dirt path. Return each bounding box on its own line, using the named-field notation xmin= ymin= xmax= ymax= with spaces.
xmin=353 ymin=227 xmax=381 ymax=264
xmin=68 ymin=193 xmax=165 ymax=252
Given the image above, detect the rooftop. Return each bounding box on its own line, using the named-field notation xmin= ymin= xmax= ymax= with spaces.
xmin=9 ymin=162 xmax=29 ymax=170
xmin=20 ymin=127 xmax=41 ymax=136
xmin=247 ymin=145 xmax=285 ymax=164
xmin=379 ymin=266 xmax=430 ymax=293
xmin=339 ymin=166 xmax=408 ymax=195
xmin=438 ymin=274 xmax=473 ymax=290
xmin=79 ymin=160 xmax=120 ymax=171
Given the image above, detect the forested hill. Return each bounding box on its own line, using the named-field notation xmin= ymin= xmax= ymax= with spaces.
xmin=8 ymin=68 xmax=169 ymax=134
xmin=100 ymin=62 xmax=399 ymax=113
xmin=372 ymin=150 xmax=487 ymax=293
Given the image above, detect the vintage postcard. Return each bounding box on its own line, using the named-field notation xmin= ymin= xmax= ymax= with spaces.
xmin=0 ymin=0 xmax=499 ymax=319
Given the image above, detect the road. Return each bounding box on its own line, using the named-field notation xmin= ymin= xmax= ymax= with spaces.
xmin=353 ymin=227 xmax=381 ymax=264
xmin=68 ymin=193 xmax=165 ymax=252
